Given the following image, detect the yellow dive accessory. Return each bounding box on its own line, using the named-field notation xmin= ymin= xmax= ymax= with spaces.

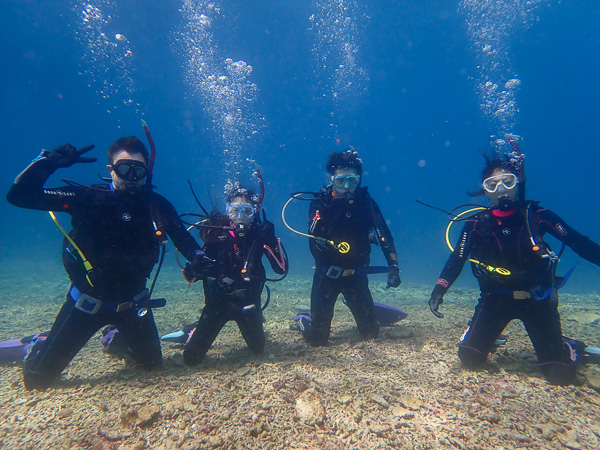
xmin=446 ymin=207 xmax=511 ymax=276
xmin=282 ymin=194 xmax=350 ymax=254
xmin=49 ymin=211 xmax=95 ymax=287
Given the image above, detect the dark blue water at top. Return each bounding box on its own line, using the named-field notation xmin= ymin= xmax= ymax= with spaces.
xmin=1 ymin=0 xmax=599 ymax=295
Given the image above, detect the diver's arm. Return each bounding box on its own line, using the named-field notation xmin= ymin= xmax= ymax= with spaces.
xmin=537 ymin=208 xmax=600 ymax=266
xmin=262 ymin=237 xmax=287 ymax=275
xmin=369 ymin=197 xmax=399 ymax=268
xmin=428 ymin=222 xmax=475 ymax=318
xmin=432 ymin=220 xmax=477 ymax=294
xmin=257 ymin=220 xmax=287 ymax=275
xmin=156 ymin=194 xmax=202 ymax=262
xmin=6 ymin=151 xmax=82 ymax=212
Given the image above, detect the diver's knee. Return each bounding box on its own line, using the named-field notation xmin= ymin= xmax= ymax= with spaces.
xmin=458 ymin=344 xmax=487 ymax=368
xmin=183 ymin=348 xmax=204 ymax=366
xmin=140 ymin=354 xmax=162 ymax=370
xmin=359 ymin=322 xmax=379 ymax=340
xmin=539 ymin=362 xmax=576 ymax=386
xmin=247 ymin=337 xmax=265 ymax=355
xmin=23 ymin=368 xmax=52 ymax=391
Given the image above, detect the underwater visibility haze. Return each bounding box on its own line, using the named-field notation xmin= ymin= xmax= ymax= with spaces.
xmin=2 ymin=0 xmax=600 ymax=290
xmin=1 ymin=0 xmax=600 ymax=289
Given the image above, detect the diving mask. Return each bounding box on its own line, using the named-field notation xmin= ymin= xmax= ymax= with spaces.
xmin=226 ymin=203 xmax=256 ymax=221
xmin=112 ymin=160 xmax=148 ymax=182
xmin=482 ymin=173 xmax=517 ymax=193
xmin=332 ymin=174 xmax=361 ymax=189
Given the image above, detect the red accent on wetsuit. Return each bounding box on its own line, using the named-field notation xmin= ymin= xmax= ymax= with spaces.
xmin=492 ymin=209 xmax=516 ymax=218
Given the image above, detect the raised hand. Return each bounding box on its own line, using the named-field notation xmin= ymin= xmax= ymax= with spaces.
xmin=46 ymin=144 xmax=96 ymax=169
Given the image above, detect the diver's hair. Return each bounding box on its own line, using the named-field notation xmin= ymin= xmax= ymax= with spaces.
xmin=227 ymin=183 xmax=259 ymax=206
xmin=326 ymin=149 xmax=363 ymax=176
xmin=468 ymin=151 xmax=520 ymax=197
xmin=107 ymin=136 xmax=150 ymax=165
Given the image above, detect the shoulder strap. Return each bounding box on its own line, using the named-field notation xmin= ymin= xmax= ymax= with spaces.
xmin=148 ymin=194 xmax=170 ymax=242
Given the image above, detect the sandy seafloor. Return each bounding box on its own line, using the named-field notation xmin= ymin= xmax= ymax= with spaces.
xmin=1 ymin=262 xmax=600 ymax=450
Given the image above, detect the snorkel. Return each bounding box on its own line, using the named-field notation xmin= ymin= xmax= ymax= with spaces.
xmin=141 ymin=119 xmax=156 ymax=190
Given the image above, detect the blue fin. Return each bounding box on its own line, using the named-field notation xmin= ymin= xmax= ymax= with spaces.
xmin=161 ymin=331 xmax=186 ymax=343
xmin=373 ymin=301 xmax=408 ymax=325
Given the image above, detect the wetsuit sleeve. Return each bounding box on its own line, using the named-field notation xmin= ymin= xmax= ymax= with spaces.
xmin=262 ymin=230 xmax=287 ymax=275
xmin=369 ymin=197 xmax=399 ymax=267
xmin=431 ymin=219 xmax=477 ymax=296
xmin=155 ymin=195 xmax=202 ymax=262
xmin=537 ymin=208 xmax=600 ymax=266
xmin=6 ymin=153 xmax=81 ymax=212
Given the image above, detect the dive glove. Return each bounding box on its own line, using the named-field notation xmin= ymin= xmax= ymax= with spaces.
xmin=386 ymin=264 xmax=401 ymax=288
xmin=183 ymin=251 xmax=215 ymax=283
xmin=429 ymin=292 xmax=444 ymax=318
xmin=258 ymin=219 xmax=278 ymax=247
xmin=46 ymin=144 xmax=96 ymax=169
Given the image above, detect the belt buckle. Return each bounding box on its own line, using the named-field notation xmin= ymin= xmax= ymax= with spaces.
xmin=342 ymin=269 xmax=355 ymax=277
xmin=325 ymin=266 xmax=343 ymax=279
xmin=116 ymin=302 xmax=133 ymax=313
xmin=74 ymin=294 xmax=103 ymax=315
xmin=513 ymin=291 xmax=531 ymax=300
xmin=118 ymin=289 xmax=149 ymax=312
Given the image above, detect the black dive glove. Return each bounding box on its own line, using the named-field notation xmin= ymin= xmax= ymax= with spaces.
xmin=182 ymin=251 xmax=215 ymax=283
xmin=386 ymin=264 xmax=401 ymax=288
xmin=429 ymin=292 xmax=444 ymax=318
xmin=258 ymin=219 xmax=276 ymax=242
xmin=45 ymin=144 xmax=96 ymax=169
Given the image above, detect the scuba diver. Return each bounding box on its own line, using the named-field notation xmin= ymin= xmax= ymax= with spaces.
xmin=291 ymin=149 xmax=401 ymax=346
xmin=180 ymin=183 xmax=288 ymax=366
xmin=428 ymin=143 xmax=600 ymax=385
xmin=6 ymin=135 xmax=202 ymax=390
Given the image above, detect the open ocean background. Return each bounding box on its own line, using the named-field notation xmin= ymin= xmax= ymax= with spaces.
xmin=1 ymin=0 xmax=600 ymax=296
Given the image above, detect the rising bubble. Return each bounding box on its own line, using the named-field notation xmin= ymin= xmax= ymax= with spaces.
xmin=73 ymin=2 xmax=138 ymax=112
xmin=460 ymin=0 xmax=546 ymax=137
xmin=309 ymin=1 xmax=370 ymax=133
xmin=178 ymin=0 xmax=264 ymax=187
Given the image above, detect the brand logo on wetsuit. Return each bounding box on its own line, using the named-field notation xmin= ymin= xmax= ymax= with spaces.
xmin=458 ymin=231 xmax=467 ymax=258
xmin=555 ymin=223 xmax=567 ymax=236
xmin=502 ymin=228 xmax=511 ymax=235
xmin=43 ymin=189 xmax=74 ymax=197
xmin=122 ymin=213 xmax=132 ymax=222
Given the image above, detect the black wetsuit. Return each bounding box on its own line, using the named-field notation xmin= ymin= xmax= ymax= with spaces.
xmin=304 ymin=186 xmax=398 ymax=346
xmin=183 ymin=221 xmax=286 ymax=365
xmin=7 ymin=155 xmax=200 ymax=390
xmin=431 ymin=203 xmax=600 ymax=385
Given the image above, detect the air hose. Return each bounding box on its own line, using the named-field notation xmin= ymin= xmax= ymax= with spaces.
xmin=281 ymin=193 xmax=350 ymax=254
xmin=446 ymin=207 xmax=511 ymax=276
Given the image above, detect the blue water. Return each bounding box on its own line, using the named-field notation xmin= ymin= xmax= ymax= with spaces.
xmin=1 ymin=0 xmax=600 ymax=294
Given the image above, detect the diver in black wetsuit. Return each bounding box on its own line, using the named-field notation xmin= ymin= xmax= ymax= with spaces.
xmin=297 ymin=149 xmax=401 ymax=346
xmin=6 ymin=137 xmax=201 ymax=390
xmin=182 ymin=185 xmax=287 ymax=366
xmin=428 ymin=149 xmax=600 ymax=385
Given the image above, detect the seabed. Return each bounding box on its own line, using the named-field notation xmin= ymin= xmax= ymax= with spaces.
xmin=1 ymin=264 xmax=600 ymax=449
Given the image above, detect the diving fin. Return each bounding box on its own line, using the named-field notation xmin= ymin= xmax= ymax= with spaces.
xmin=161 ymin=322 xmax=198 ymax=344
xmin=583 ymin=345 xmax=600 ymax=364
xmin=341 ymin=299 xmax=407 ymax=326
xmin=0 ymin=332 xmax=48 ymax=364
xmin=160 ymin=331 xmax=187 ymax=343
xmin=373 ymin=301 xmax=408 ymax=325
